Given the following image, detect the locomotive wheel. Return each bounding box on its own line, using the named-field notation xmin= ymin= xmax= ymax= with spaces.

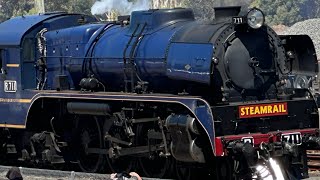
xmin=136 ymin=123 xmax=173 ymax=178
xmin=0 ymin=136 xmax=6 ymax=162
xmin=215 ymin=157 xmax=235 ymax=180
xmin=77 ymin=116 xmax=105 ymax=173
xmin=175 ymin=161 xmax=192 ymax=180
xmin=105 ymin=118 xmax=135 ymax=173
xmin=175 ymin=161 xmax=209 ymax=180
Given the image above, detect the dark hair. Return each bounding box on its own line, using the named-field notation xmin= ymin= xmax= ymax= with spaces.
xmin=6 ymin=167 xmax=23 ymax=180
xmin=115 ymin=172 xmax=131 ymax=178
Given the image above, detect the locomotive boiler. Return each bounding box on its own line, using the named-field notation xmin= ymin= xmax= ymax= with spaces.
xmin=0 ymin=6 xmax=319 ymax=180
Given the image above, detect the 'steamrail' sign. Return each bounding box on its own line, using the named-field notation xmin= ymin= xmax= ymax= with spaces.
xmin=239 ymin=102 xmax=288 ymax=118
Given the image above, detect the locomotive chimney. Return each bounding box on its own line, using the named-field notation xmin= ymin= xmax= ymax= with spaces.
xmin=214 ymin=6 xmax=241 ymax=20
xmin=118 ymin=15 xmax=131 ymax=25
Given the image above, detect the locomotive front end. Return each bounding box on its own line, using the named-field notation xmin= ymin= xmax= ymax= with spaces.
xmin=211 ymin=7 xmax=288 ymax=98
xmin=208 ymin=7 xmax=320 ymax=179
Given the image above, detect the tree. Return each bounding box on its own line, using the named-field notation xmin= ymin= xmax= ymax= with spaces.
xmin=300 ymin=0 xmax=320 ymax=19
xmin=220 ymin=0 xmax=252 ymax=11
xmin=250 ymin=0 xmax=305 ymax=26
xmin=44 ymin=0 xmax=96 ymax=15
xmin=70 ymin=0 xmax=95 ymax=15
xmin=44 ymin=0 xmax=71 ymax=12
xmin=0 ymin=0 xmax=34 ymax=21
xmin=182 ymin=0 xmax=216 ymax=20
xmin=0 ymin=0 xmax=97 ymax=22
xmin=182 ymin=0 xmax=252 ymax=20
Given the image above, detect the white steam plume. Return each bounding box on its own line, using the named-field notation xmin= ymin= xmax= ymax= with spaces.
xmin=91 ymin=0 xmax=150 ymax=15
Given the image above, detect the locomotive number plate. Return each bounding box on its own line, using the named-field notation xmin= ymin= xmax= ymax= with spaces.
xmin=4 ymin=80 xmax=17 ymax=93
xmin=232 ymin=17 xmax=245 ymax=24
xmin=239 ymin=102 xmax=288 ymax=119
xmin=281 ymin=132 xmax=302 ymax=145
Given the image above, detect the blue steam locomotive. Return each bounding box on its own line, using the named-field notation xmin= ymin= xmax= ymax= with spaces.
xmin=0 ymin=6 xmax=319 ymax=179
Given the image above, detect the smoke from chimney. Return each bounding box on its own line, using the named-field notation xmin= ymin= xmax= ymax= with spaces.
xmin=91 ymin=0 xmax=150 ymax=16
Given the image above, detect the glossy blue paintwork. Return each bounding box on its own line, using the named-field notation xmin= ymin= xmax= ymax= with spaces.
xmin=0 ymin=90 xmax=36 ymax=126
xmin=0 ymin=13 xmax=97 ymax=46
xmin=45 ymin=23 xmax=104 ymax=88
xmin=0 ymin=9 xmax=217 ymax=152
xmin=0 ymin=45 xmax=37 ymax=126
xmin=44 ymin=9 xmax=215 ymax=91
xmin=167 ymin=43 xmax=213 ymax=84
xmin=0 ymin=13 xmax=98 ymax=127
xmin=90 ymin=23 xmax=179 ymax=78
xmin=0 ymin=13 xmax=65 ymax=46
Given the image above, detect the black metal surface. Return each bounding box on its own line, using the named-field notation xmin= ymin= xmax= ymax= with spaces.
xmin=211 ymin=24 xmax=287 ymax=99
xmin=166 ymin=114 xmax=205 ymax=163
xmin=129 ymin=8 xmax=194 ymax=34
xmin=214 ymin=6 xmax=241 ymax=19
xmin=172 ymin=23 xmax=224 ymax=43
xmin=213 ymin=98 xmax=319 ymax=136
xmin=223 ymin=27 xmax=275 ymax=91
xmin=67 ymin=102 xmax=110 ymax=115
xmin=54 ymin=75 xmax=70 ymax=90
xmin=280 ymin=35 xmax=319 ymax=76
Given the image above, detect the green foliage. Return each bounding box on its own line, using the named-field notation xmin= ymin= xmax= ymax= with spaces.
xmin=44 ymin=0 xmax=71 ymax=12
xmin=44 ymin=0 xmax=95 ymax=14
xmin=0 ymin=0 xmax=34 ymax=21
xmin=0 ymin=0 xmax=95 ymax=22
xmin=183 ymin=0 xmax=216 ymax=20
xmin=0 ymin=0 xmax=319 ymax=25
xmin=300 ymin=0 xmax=320 ymax=19
xmin=182 ymin=0 xmax=252 ymax=20
xmin=250 ymin=0 xmax=320 ymax=26
xmin=220 ymin=0 xmax=252 ymax=7
xmin=69 ymin=0 xmax=95 ymax=14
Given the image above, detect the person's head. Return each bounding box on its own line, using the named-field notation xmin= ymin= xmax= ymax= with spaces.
xmin=6 ymin=167 xmax=23 ymax=180
xmin=129 ymin=172 xmax=142 ymax=180
xmin=110 ymin=172 xmax=142 ymax=180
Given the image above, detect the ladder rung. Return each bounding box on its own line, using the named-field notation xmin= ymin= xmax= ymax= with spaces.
xmin=122 ymin=23 xmax=147 ymax=93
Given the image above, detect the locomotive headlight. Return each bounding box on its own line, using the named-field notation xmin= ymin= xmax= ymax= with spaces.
xmin=247 ymin=8 xmax=265 ymax=29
